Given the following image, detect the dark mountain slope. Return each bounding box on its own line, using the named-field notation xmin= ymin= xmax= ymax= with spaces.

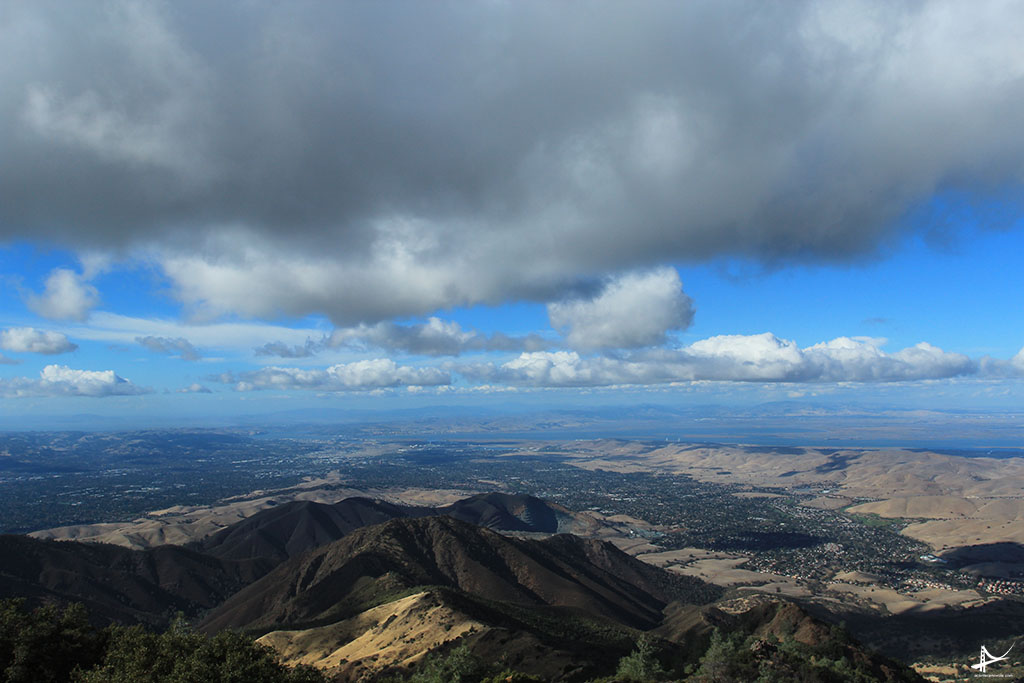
xmin=201 ymin=515 xmax=720 ymax=633
xmin=197 ymin=497 xmax=417 ymax=563
xmin=0 ymin=534 xmax=267 ymax=626
xmin=440 ymin=492 xmax=573 ymax=533
xmin=193 ymin=492 xmax=602 ymax=567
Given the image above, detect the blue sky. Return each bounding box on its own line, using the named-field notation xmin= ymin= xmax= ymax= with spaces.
xmin=1 ymin=2 xmax=1024 ymax=425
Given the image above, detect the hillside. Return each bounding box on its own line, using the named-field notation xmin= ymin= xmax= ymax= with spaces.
xmin=194 ymin=492 xmax=605 ymax=565
xmin=201 ymin=515 xmax=720 ymax=633
xmin=0 ymin=507 xmax=931 ymax=681
xmin=0 ymin=534 xmax=267 ymax=626
xmin=656 ymin=598 xmax=924 ymax=682
xmin=440 ymin=492 xmax=600 ymax=534
xmin=197 ymin=497 xmax=419 ymax=563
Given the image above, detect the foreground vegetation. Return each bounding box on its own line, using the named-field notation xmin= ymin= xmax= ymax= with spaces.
xmin=382 ymin=627 xmax=918 ymax=683
xmin=0 ymin=599 xmax=323 ymax=683
xmin=1 ymin=597 xmax=921 ymax=682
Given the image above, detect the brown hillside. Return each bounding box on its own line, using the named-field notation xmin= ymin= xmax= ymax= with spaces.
xmin=197 ymin=497 xmax=417 ymax=562
xmin=0 ymin=534 xmax=267 ymax=626
xmin=200 ymin=515 xmax=720 ymax=633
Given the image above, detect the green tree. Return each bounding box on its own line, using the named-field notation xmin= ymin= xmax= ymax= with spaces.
xmin=694 ymin=629 xmax=755 ymax=682
xmin=406 ymin=644 xmax=485 ymax=683
xmin=0 ymin=599 xmax=104 ymax=683
xmin=614 ymin=634 xmax=668 ymax=682
xmin=76 ymin=615 xmax=323 ymax=683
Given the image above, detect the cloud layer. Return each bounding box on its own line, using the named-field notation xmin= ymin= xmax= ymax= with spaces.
xmin=221 ymin=359 xmax=451 ymax=392
xmin=2 ymin=335 xmax=1017 ymax=400
xmin=3 ymin=2 xmax=1024 ymax=323
xmin=461 ymin=334 xmax=975 ymax=387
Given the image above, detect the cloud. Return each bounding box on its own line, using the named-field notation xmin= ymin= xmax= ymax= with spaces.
xmin=220 ymin=359 xmax=451 ymax=392
xmin=2 ymin=2 xmax=1023 ymax=322
xmin=136 ymin=335 xmax=201 ymax=360
xmin=177 ymin=382 xmax=211 ymax=393
xmin=0 ymin=355 xmax=19 ymax=366
xmin=254 ymin=339 xmax=324 ymax=359
xmin=976 ymin=345 xmax=1024 ymax=378
xmin=25 ymin=268 xmax=99 ymax=321
xmin=548 ymin=268 xmax=694 ymax=350
xmin=0 ymin=364 xmax=149 ymax=397
xmin=0 ymin=327 xmax=78 ymax=354
xmin=328 ymin=317 xmax=551 ymax=357
xmin=255 ymin=318 xmax=550 ymax=358
xmin=67 ymin=312 xmax=324 ymax=351
xmin=460 ymin=334 xmax=975 ymax=387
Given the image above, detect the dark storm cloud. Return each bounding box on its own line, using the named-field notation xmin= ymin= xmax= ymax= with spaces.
xmin=2 ymin=1 xmax=1024 ymax=322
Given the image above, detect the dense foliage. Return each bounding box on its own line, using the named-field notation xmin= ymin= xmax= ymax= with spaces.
xmin=0 ymin=600 xmax=104 ymax=682
xmin=380 ymin=625 xmax=917 ymax=683
xmin=689 ymin=627 xmax=913 ymax=683
xmin=0 ymin=598 xmax=919 ymax=683
xmin=0 ymin=600 xmax=323 ymax=683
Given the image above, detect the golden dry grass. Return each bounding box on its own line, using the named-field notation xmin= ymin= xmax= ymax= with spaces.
xmin=258 ymin=591 xmax=484 ymax=674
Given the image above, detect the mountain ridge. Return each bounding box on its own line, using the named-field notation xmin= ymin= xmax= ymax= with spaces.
xmin=200 ymin=515 xmax=720 ymax=634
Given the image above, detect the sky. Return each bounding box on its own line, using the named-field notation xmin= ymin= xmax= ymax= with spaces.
xmin=1 ymin=0 xmax=1024 ymax=426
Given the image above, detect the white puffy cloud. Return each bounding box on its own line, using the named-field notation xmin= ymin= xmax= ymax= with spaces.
xmin=804 ymin=337 xmax=974 ymax=381
xmin=25 ymin=268 xmax=99 ymax=322
xmin=462 ymin=334 xmax=974 ymax=387
xmin=0 ymin=364 xmax=149 ymax=397
xmin=682 ymin=333 xmax=811 ymax=381
xmin=465 ymin=351 xmax=668 ymax=387
xmin=0 ymin=327 xmax=78 ymax=354
xmin=221 ymin=359 xmax=451 ymax=392
xmin=136 ymin=335 xmax=201 ymax=361
xmin=976 ymin=345 xmax=1024 ymax=378
xmin=177 ymin=382 xmax=211 ymax=393
xmin=548 ymin=269 xmax=694 ymax=350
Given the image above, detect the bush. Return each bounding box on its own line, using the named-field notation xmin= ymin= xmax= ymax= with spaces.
xmin=614 ymin=634 xmax=668 ymax=682
xmin=406 ymin=644 xmax=486 ymax=683
xmin=693 ymin=629 xmax=755 ymax=682
xmin=0 ymin=600 xmax=322 ymax=683
xmin=77 ymin=616 xmax=324 ymax=683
